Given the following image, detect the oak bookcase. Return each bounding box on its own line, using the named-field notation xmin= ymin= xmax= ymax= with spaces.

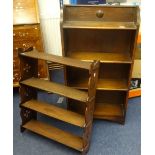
xmin=19 ymin=47 xmax=99 ymax=154
xmin=61 ymin=5 xmax=140 ymax=124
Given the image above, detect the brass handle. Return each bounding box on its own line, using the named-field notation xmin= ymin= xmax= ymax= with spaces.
xmin=96 ymin=10 xmax=104 ymax=18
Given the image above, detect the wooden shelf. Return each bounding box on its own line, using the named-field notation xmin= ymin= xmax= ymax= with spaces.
xmin=67 ymin=51 xmax=132 ymax=64
xmin=13 ymin=82 xmax=19 ymax=87
xmin=63 ymin=21 xmax=137 ymax=30
xmin=20 ymin=50 xmax=92 ymax=70
xmin=22 ymin=99 xmax=85 ymax=127
xmin=23 ymin=120 xmax=83 ymax=151
xmin=69 ymin=78 xmax=128 ymax=91
xmin=94 ymin=102 xmax=124 ymax=119
xmin=20 ymin=78 xmax=88 ymax=102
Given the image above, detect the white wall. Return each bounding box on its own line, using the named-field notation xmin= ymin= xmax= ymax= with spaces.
xmin=37 ymin=0 xmax=62 ymax=56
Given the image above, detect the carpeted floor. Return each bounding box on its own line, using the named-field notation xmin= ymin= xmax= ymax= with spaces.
xmin=13 ymin=88 xmax=141 ymax=155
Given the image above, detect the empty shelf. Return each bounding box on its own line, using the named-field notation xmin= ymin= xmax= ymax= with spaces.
xmin=63 ymin=21 xmax=137 ymax=30
xmin=20 ymin=78 xmax=88 ymax=102
xmin=22 ymin=99 xmax=85 ymax=127
xmin=23 ymin=120 xmax=83 ymax=151
xmin=94 ymin=102 xmax=124 ymax=118
xmin=97 ymin=78 xmax=128 ymax=91
xmin=20 ymin=50 xmax=92 ymax=70
xmin=67 ymin=51 xmax=132 ymax=64
xmin=69 ymin=78 xmax=128 ymax=91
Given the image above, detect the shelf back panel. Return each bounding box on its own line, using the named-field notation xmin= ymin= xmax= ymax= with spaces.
xmin=64 ymin=29 xmax=134 ymax=54
xmin=66 ymin=64 xmax=130 ymax=84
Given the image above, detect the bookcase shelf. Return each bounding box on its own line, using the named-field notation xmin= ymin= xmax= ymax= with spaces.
xmin=63 ymin=21 xmax=137 ymax=30
xmin=23 ymin=119 xmax=83 ymax=151
xmin=62 ymin=5 xmax=140 ymax=124
xmin=67 ymin=51 xmax=132 ymax=64
xmin=66 ymin=63 xmax=130 ymax=91
xmin=20 ymin=77 xmax=88 ymax=102
xmin=68 ymin=78 xmax=128 ymax=91
xmin=94 ymin=90 xmax=126 ymax=121
xmin=19 ymin=48 xmax=100 ymax=154
xmin=22 ymin=99 xmax=85 ymax=127
xmin=94 ymin=103 xmax=124 ymax=119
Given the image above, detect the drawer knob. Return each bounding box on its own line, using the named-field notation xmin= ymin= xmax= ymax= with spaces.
xmin=96 ymin=10 xmax=104 ymax=18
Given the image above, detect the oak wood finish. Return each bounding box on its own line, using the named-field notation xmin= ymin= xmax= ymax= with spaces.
xmin=20 ymin=49 xmax=92 ymax=70
xmin=63 ymin=5 xmax=138 ymax=22
xmin=19 ymin=48 xmax=100 ymax=154
xmin=22 ymin=99 xmax=85 ymax=127
xmin=67 ymin=51 xmax=132 ymax=64
xmin=63 ymin=21 xmax=137 ymax=30
xmin=18 ymin=48 xmax=38 ymax=132
xmin=62 ymin=5 xmax=140 ymax=124
xmin=20 ymin=78 xmax=88 ymax=102
xmin=23 ymin=119 xmax=83 ymax=151
xmin=13 ymin=0 xmax=47 ymax=87
xmin=94 ymin=103 xmax=123 ymax=118
xmin=68 ymin=78 xmax=128 ymax=91
xmin=94 ymin=90 xmax=126 ymax=121
xmin=66 ymin=63 xmax=130 ymax=91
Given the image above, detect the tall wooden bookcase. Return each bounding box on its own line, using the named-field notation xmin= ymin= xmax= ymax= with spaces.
xmin=61 ymin=5 xmax=140 ymax=124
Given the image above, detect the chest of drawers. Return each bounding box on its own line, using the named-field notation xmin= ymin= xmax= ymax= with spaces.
xmin=13 ymin=0 xmax=47 ymax=86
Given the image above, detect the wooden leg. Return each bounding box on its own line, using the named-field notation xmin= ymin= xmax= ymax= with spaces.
xmin=20 ymin=125 xmax=25 ymax=133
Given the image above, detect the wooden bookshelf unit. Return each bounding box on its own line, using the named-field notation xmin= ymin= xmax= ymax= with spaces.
xmin=62 ymin=5 xmax=140 ymax=124
xmin=19 ymin=47 xmax=100 ymax=154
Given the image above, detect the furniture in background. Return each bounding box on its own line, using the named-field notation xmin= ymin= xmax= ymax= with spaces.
xmin=19 ymin=47 xmax=100 ymax=154
xmin=129 ymin=28 xmax=141 ymax=98
xmin=61 ymin=5 xmax=140 ymax=124
xmin=13 ymin=0 xmax=47 ymax=87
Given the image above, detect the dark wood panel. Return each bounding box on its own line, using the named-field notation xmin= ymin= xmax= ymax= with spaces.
xmin=66 ymin=64 xmax=130 ymax=90
xmin=63 ymin=5 xmax=138 ymax=22
xmin=95 ymin=90 xmax=127 ymax=104
xmin=64 ymin=29 xmax=133 ymax=54
xmin=99 ymin=63 xmax=130 ymax=79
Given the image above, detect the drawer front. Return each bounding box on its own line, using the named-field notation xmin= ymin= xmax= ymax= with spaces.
xmin=13 ymin=25 xmax=40 ymax=41
xmin=64 ymin=6 xmax=137 ymax=22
